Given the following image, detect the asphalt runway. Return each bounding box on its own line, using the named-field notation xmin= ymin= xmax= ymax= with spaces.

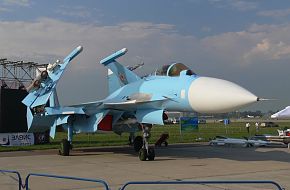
xmin=0 ymin=143 xmax=289 ymax=190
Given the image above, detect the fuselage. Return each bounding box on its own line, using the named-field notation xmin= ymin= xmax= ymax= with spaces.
xmin=105 ymin=71 xmax=258 ymax=114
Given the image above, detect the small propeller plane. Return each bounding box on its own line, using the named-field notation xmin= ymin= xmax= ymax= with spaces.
xmin=22 ymin=46 xmax=260 ymax=161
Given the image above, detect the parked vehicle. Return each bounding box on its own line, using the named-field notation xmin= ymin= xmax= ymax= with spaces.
xmin=260 ymin=122 xmax=279 ymax=128
xmin=198 ymin=119 xmax=206 ymax=124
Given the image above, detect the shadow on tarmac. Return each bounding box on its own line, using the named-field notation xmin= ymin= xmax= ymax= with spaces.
xmin=72 ymin=143 xmax=290 ymax=163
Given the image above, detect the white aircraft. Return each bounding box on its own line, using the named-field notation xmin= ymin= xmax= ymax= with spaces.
xmin=271 ymin=106 xmax=290 ymax=119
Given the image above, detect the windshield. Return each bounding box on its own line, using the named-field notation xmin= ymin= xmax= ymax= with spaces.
xmin=155 ymin=63 xmax=195 ymax=76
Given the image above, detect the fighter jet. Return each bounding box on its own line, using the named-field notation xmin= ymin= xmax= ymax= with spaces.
xmin=271 ymin=106 xmax=290 ymax=119
xmin=22 ymin=46 xmax=260 ymax=161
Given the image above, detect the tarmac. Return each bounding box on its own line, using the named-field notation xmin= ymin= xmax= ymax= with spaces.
xmin=0 ymin=143 xmax=290 ymax=190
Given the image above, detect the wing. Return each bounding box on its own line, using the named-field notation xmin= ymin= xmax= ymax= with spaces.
xmin=104 ymin=99 xmax=167 ymax=111
xmin=103 ymin=95 xmax=174 ymax=125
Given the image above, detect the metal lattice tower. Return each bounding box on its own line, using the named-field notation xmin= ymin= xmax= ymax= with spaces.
xmin=0 ymin=58 xmax=47 ymax=89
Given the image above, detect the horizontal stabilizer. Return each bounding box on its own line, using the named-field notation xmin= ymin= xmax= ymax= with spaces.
xmin=45 ymin=107 xmax=85 ymax=116
xmin=27 ymin=115 xmax=56 ymax=133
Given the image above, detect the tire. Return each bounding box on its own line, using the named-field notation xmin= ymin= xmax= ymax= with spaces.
xmin=164 ymin=141 xmax=168 ymax=147
xmin=59 ymin=139 xmax=70 ymax=156
xmin=133 ymin=136 xmax=143 ymax=152
xmin=139 ymin=148 xmax=147 ymax=161
xmin=147 ymin=147 xmax=155 ymax=161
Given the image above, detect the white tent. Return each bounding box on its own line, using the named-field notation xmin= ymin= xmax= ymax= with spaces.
xmin=271 ymin=106 xmax=290 ymax=119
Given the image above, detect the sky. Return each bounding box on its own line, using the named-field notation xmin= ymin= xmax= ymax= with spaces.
xmin=1 ymin=0 xmax=290 ymax=112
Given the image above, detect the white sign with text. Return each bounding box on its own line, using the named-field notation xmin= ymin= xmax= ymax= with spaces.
xmin=0 ymin=133 xmax=34 ymax=146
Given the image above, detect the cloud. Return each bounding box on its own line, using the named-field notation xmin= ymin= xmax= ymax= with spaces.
xmin=209 ymin=0 xmax=258 ymax=11
xmin=0 ymin=18 xmax=181 ymax=62
xmin=2 ymin=0 xmax=30 ymax=7
xmin=55 ymin=6 xmax=92 ymax=18
xmin=201 ymin=23 xmax=290 ymax=65
xmin=201 ymin=26 xmax=212 ymax=32
xmin=1 ymin=18 xmax=290 ymax=111
xmin=244 ymin=39 xmax=290 ymax=62
xmin=0 ymin=7 xmax=10 ymax=12
xmin=2 ymin=18 xmax=290 ymax=68
xmin=0 ymin=18 xmax=198 ymax=104
xmin=228 ymin=0 xmax=257 ymax=11
xmin=2 ymin=18 xmax=290 ymax=75
xmin=258 ymin=8 xmax=290 ymax=18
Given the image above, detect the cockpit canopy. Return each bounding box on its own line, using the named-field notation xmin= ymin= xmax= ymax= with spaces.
xmin=155 ymin=63 xmax=195 ymax=76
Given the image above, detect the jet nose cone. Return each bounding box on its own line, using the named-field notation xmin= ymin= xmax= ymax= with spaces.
xmin=271 ymin=106 xmax=290 ymax=119
xmin=188 ymin=77 xmax=258 ymax=113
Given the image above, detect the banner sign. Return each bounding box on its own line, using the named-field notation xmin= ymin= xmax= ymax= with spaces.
xmin=0 ymin=133 xmax=34 ymax=146
xmin=180 ymin=117 xmax=199 ymax=132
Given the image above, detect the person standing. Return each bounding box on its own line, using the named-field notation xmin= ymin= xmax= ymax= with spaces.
xmin=246 ymin=122 xmax=250 ymax=134
xmin=255 ymin=122 xmax=259 ymax=133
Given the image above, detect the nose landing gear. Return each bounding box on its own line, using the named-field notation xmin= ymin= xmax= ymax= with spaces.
xmin=136 ymin=124 xmax=155 ymax=161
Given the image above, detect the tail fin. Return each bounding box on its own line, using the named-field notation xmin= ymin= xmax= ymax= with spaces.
xmin=22 ymin=46 xmax=83 ymax=108
xmin=107 ymin=68 xmax=123 ymax=94
xmin=49 ymin=89 xmax=60 ymax=107
xmin=100 ymin=48 xmax=140 ymax=93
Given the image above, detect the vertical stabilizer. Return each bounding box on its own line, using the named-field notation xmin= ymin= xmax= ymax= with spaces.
xmin=49 ymin=89 xmax=60 ymax=107
xmin=100 ymin=48 xmax=141 ymax=93
xmin=107 ymin=68 xmax=123 ymax=94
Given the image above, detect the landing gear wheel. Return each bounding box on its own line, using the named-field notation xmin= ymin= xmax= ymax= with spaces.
xmin=147 ymin=147 xmax=155 ymax=161
xmin=59 ymin=139 xmax=70 ymax=156
xmin=164 ymin=141 xmax=168 ymax=147
xmin=138 ymin=148 xmax=147 ymax=161
xmin=133 ymin=136 xmax=143 ymax=152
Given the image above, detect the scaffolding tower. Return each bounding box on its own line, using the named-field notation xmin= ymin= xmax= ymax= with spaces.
xmin=0 ymin=58 xmax=47 ymax=89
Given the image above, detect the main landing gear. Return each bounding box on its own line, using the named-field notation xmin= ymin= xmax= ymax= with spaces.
xmin=59 ymin=139 xmax=72 ymax=156
xmin=59 ymin=124 xmax=73 ymax=156
xmin=133 ymin=124 xmax=155 ymax=161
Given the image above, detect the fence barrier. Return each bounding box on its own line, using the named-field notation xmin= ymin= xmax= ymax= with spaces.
xmin=120 ymin=180 xmax=284 ymax=190
xmin=0 ymin=170 xmax=286 ymax=190
xmin=0 ymin=169 xmax=23 ymax=190
xmin=25 ymin=173 xmax=110 ymax=190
